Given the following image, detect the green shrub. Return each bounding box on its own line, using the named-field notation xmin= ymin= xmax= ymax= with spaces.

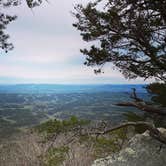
xmin=123 ymin=112 xmax=148 ymax=133
xmin=35 ymin=116 xmax=90 ymax=140
xmin=147 ymin=83 xmax=166 ymax=107
xmin=43 ymin=146 xmax=69 ymax=166
xmin=79 ymin=128 xmax=128 ymax=158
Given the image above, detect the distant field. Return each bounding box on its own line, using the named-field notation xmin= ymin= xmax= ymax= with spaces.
xmin=0 ymin=84 xmax=149 ymax=140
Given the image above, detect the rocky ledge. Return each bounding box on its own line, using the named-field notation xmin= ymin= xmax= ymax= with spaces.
xmin=92 ymin=128 xmax=166 ymax=166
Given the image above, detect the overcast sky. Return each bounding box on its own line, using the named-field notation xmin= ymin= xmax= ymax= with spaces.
xmin=0 ymin=0 xmax=152 ymax=84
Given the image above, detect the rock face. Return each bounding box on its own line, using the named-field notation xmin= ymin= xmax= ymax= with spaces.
xmin=92 ymin=128 xmax=166 ymax=166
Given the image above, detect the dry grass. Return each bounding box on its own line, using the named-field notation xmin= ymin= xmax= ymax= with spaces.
xmin=0 ymin=132 xmax=42 ymax=166
xmin=40 ymin=132 xmax=96 ymax=166
xmin=0 ymin=123 xmax=132 ymax=166
xmin=64 ymin=142 xmax=95 ymax=166
xmin=0 ymin=131 xmax=95 ymax=166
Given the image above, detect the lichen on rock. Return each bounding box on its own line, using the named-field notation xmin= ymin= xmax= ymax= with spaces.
xmin=92 ymin=128 xmax=166 ymax=166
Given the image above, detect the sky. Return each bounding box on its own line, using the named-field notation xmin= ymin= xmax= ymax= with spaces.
xmin=0 ymin=0 xmax=153 ymax=84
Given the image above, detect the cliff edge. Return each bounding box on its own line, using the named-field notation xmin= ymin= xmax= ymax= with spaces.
xmin=92 ymin=128 xmax=166 ymax=166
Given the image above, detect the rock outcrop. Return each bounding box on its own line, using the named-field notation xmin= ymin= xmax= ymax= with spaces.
xmin=92 ymin=128 xmax=166 ymax=166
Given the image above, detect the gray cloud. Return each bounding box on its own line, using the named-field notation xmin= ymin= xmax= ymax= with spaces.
xmin=0 ymin=0 xmax=151 ymax=84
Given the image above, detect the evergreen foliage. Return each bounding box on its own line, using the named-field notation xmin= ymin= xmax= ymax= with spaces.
xmin=73 ymin=0 xmax=166 ymax=81
xmin=0 ymin=0 xmax=44 ymax=53
xmin=42 ymin=146 xmax=69 ymax=166
xmin=123 ymin=112 xmax=148 ymax=133
xmin=36 ymin=116 xmax=90 ymax=140
xmin=147 ymin=83 xmax=166 ymax=107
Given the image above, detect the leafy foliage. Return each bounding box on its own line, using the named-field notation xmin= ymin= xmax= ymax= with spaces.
xmin=147 ymin=83 xmax=166 ymax=107
xmin=123 ymin=112 xmax=148 ymax=133
xmin=94 ymin=137 xmax=119 ymax=157
xmin=36 ymin=116 xmax=90 ymax=140
xmin=73 ymin=0 xmax=166 ymax=81
xmin=79 ymin=127 xmax=128 ymax=158
xmin=123 ymin=112 xmax=145 ymax=122
xmin=42 ymin=146 xmax=69 ymax=166
xmin=0 ymin=0 xmax=44 ymax=53
xmin=94 ymin=127 xmax=128 ymax=157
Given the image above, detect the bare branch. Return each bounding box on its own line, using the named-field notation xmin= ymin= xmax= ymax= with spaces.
xmin=89 ymin=121 xmax=166 ymax=144
xmin=116 ymin=101 xmax=166 ymax=115
xmin=130 ymin=88 xmax=143 ymax=102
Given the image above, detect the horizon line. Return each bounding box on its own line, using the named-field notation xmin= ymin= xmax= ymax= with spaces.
xmin=0 ymin=83 xmax=148 ymax=85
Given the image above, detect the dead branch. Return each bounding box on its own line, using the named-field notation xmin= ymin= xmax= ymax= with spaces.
xmin=117 ymin=88 xmax=166 ymax=116
xmin=116 ymin=101 xmax=166 ymax=115
xmin=89 ymin=121 xmax=166 ymax=144
xmin=130 ymin=88 xmax=143 ymax=102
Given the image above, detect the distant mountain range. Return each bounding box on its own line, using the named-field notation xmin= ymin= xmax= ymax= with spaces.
xmin=0 ymin=84 xmax=147 ymax=94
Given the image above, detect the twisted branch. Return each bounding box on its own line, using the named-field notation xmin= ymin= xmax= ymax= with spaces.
xmin=116 ymin=88 xmax=166 ymax=116
xmin=89 ymin=121 xmax=166 ymax=144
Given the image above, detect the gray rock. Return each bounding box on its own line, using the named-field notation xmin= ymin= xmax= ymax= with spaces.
xmin=92 ymin=128 xmax=166 ymax=166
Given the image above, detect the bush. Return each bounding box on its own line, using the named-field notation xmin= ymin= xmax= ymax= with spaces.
xmin=35 ymin=116 xmax=90 ymax=140
xmin=43 ymin=146 xmax=69 ymax=166
xmin=147 ymin=83 xmax=166 ymax=107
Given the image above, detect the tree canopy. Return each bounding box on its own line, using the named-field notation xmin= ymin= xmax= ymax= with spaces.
xmin=147 ymin=82 xmax=166 ymax=107
xmin=0 ymin=0 xmax=43 ymax=53
xmin=73 ymin=0 xmax=166 ymax=82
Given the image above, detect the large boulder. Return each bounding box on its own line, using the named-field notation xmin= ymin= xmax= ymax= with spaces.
xmin=92 ymin=128 xmax=166 ymax=166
